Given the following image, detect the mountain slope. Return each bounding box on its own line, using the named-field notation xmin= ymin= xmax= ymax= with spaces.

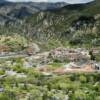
xmin=0 ymin=0 xmax=100 ymax=49
xmin=0 ymin=2 xmax=67 ymax=17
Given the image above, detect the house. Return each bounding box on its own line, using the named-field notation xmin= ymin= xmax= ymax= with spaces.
xmin=25 ymin=47 xmax=33 ymax=56
xmin=0 ymin=87 xmax=3 ymax=92
xmin=94 ymin=63 xmax=100 ymax=70
xmin=0 ymin=45 xmax=9 ymax=52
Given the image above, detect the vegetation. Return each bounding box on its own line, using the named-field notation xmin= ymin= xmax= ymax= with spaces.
xmin=0 ymin=35 xmax=28 ymax=52
xmin=0 ymin=0 xmax=100 ymax=99
xmin=0 ymin=68 xmax=100 ymax=100
xmin=0 ymin=55 xmax=99 ymax=100
xmin=0 ymin=0 xmax=100 ymax=49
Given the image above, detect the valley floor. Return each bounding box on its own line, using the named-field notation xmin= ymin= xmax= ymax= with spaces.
xmin=0 ymin=47 xmax=100 ymax=100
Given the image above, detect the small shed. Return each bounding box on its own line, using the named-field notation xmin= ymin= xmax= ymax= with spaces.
xmin=93 ymin=63 xmax=100 ymax=70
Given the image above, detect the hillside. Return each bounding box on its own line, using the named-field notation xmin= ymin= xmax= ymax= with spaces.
xmin=0 ymin=1 xmax=100 ymax=99
xmin=0 ymin=0 xmax=100 ymax=49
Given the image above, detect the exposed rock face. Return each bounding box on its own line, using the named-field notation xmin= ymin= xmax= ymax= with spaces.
xmin=25 ymin=43 xmax=40 ymax=55
xmin=30 ymin=43 xmax=40 ymax=53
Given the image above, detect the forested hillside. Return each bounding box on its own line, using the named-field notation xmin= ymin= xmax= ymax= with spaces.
xmin=0 ymin=0 xmax=100 ymax=48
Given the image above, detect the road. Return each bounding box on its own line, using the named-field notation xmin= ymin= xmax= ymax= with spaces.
xmin=0 ymin=51 xmax=50 ymax=59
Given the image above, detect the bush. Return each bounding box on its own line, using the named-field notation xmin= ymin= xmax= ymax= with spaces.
xmin=79 ymin=75 xmax=87 ymax=83
xmin=0 ymin=69 xmax=5 ymax=75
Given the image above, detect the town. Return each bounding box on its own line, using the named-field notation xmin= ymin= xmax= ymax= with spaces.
xmin=0 ymin=46 xmax=100 ymax=74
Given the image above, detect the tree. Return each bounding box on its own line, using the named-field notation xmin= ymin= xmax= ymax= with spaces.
xmin=89 ymin=50 xmax=96 ymax=61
